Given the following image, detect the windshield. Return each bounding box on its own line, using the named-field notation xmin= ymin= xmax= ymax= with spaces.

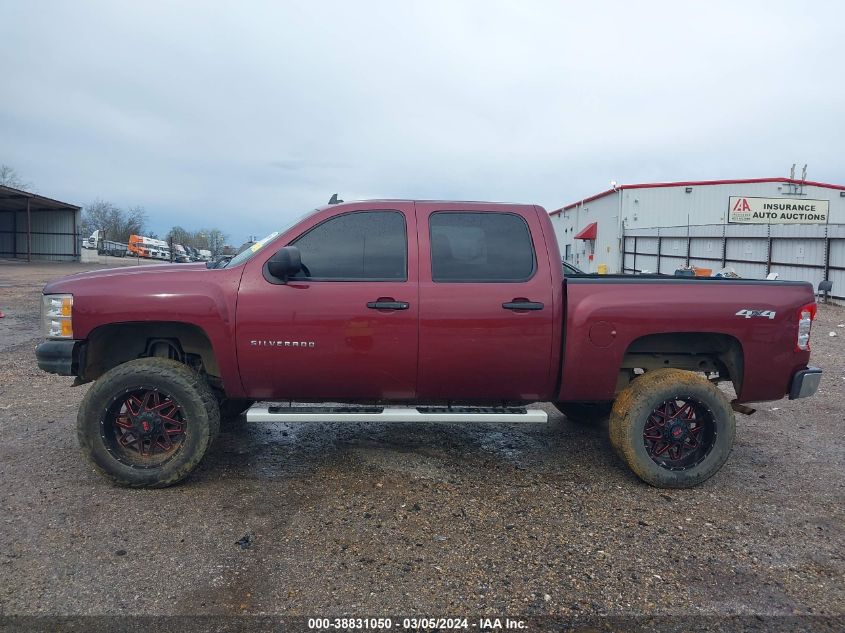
xmin=224 ymin=230 xmax=281 ymax=268
xmin=223 ymin=209 xmax=317 ymax=268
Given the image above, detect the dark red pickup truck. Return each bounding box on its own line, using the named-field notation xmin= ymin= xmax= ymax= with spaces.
xmin=36 ymin=200 xmax=821 ymax=489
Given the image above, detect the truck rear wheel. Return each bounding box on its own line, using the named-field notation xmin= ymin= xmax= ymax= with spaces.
xmin=608 ymin=369 xmax=735 ymax=488
xmin=77 ymin=358 xmax=220 ymax=488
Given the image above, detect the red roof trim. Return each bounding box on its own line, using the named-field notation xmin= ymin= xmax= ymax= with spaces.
xmin=551 ymin=187 xmax=618 ymax=214
xmin=549 ymin=177 xmax=845 ymax=215
xmin=573 ymin=221 xmax=597 ymax=240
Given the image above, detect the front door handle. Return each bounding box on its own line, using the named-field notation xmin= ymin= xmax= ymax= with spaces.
xmin=502 ymin=300 xmax=544 ymax=311
xmin=367 ymin=299 xmax=409 ymax=310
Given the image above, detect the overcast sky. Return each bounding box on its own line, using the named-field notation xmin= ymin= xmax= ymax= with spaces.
xmin=2 ymin=1 xmax=843 ymax=244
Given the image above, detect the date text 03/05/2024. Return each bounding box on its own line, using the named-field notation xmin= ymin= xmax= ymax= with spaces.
xmin=307 ymin=617 xmax=527 ymax=630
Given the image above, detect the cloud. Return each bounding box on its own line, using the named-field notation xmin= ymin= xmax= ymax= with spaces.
xmin=1 ymin=0 xmax=843 ymax=242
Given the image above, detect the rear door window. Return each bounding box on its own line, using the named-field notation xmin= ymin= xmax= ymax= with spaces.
xmin=429 ymin=212 xmax=535 ymax=282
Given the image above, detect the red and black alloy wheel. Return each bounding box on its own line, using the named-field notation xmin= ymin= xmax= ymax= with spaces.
xmin=608 ymin=369 xmax=736 ymax=488
xmin=79 ymin=358 xmax=218 ymax=487
xmin=642 ymin=397 xmax=717 ymax=470
xmin=101 ymin=388 xmax=188 ymax=467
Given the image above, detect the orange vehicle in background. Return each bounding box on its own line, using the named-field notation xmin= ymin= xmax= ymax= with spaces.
xmin=127 ymin=235 xmax=148 ymax=258
xmin=128 ymin=235 xmax=169 ymax=260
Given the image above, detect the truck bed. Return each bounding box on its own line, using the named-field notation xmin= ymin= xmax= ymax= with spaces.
xmin=559 ymin=275 xmax=815 ymax=403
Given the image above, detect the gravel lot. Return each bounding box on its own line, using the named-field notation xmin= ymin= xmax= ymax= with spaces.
xmin=1 ymin=262 xmax=843 ymax=627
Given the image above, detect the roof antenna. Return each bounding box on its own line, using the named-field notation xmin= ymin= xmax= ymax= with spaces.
xmin=801 ymin=164 xmax=807 ymax=181
xmin=328 ymin=193 xmax=343 ymax=205
xmin=790 ymin=163 xmax=796 ymax=179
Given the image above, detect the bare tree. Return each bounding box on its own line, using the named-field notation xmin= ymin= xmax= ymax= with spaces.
xmin=0 ymin=164 xmax=32 ymax=190
xmin=80 ymin=200 xmax=120 ymax=238
xmin=125 ymin=205 xmax=148 ymax=240
xmin=205 ymin=228 xmax=228 ymax=257
xmin=80 ymin=200 xmax=149 ymax=243
xmin=190 ymin=231 xmax=208 ymax=250
xmin=166 ymin=226 xmax=192 ymax=247
xmin=190 ymin=228 xmax=229 ymax=256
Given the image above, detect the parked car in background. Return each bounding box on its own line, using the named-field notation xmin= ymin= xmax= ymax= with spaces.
xmin=562 ymin=260 xmax=585 ymax=276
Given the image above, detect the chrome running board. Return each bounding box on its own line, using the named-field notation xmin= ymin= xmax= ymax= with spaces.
xmin=245 ymin=405 xmax=548 ymax=424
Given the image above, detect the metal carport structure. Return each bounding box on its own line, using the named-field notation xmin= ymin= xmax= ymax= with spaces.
xmin=0 ymin=185 xmax=81 ymax=262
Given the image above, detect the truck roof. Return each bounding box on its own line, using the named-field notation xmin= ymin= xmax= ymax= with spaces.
xmin=318 ymin=199 xmax=536 ymax=210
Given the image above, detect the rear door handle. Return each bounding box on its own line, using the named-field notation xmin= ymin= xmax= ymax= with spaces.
xmin=502 ymin=300 xmax=544 ymax=311
xmin=367 ymin=299 xmax=409 ymax=310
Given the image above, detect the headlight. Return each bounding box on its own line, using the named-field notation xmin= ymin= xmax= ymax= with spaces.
xmin=41 ymin=294 xmax=73 ymax=339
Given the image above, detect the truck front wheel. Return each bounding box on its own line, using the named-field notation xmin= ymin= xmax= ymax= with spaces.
xmin=608 ymin=369 xmax=735 ymax=488
xmin=77 ymin=358 xmax=220 ymax=488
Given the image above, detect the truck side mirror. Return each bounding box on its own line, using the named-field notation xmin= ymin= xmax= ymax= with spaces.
xmin=266 ymin=246 xmax=303 ymax=282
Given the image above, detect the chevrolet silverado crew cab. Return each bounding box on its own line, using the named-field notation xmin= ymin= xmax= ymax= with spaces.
xmin=35 ymin=200 xmax=822 ymax=489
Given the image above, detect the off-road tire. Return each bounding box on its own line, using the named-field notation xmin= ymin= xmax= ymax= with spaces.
xmin=219 ymin=398 xmax=255 ymax=423
xmin=553 ymin=401 xmax=613 ymax=425
xmin=608 ymin=368 xmax=736 ymax=488
xmin=77 ymin=358 xmax=220 ymax=488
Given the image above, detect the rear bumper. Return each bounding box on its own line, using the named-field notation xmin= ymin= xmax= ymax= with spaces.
xmin=35 ymin=340 xmax=83 ymax=376
xmin=788 ymin=366 xmax=822 ymax=400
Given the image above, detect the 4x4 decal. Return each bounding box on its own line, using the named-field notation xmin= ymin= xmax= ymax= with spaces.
xmin=735 ymin=309 xmax=776 ymax=319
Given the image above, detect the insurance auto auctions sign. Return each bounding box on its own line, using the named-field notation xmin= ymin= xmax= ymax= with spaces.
xmin=728 ymin=196 xmax=829 ymax=224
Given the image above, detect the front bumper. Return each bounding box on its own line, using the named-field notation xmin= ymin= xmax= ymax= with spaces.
xmin=35 ymin=340 xmax=83 ymax=376
xmin=788 ymin=366 xmax=822 ymax=400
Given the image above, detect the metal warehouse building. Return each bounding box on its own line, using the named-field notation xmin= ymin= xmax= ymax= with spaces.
xmin=0 ymin=185 xmax=81 ymax=262
xmin=550 ymin=177 xmax=845 ymax=302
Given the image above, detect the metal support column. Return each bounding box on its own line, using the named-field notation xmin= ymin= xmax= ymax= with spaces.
xmin=12 ymin=208 xmax=17 ymax=257
xmin=26 ymin=198 xmax=31 ymax=262
xmin=633 ymin=236 xmax=637 ymax=273
xmin=72 ymin=209 xmax=78 ymax=259
xmin=656 ymin=230 xmax=662 ymax=274
xmin=823 ymin=226 xmax=831 ymax=283
xmin=766 ymin=224 xmax=772 ymax=276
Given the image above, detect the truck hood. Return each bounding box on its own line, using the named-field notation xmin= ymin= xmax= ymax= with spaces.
xmin=43 ymin=261 xmax=246 ymax=343
xmin=43 ymin=263 xmax=209 ymax=294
